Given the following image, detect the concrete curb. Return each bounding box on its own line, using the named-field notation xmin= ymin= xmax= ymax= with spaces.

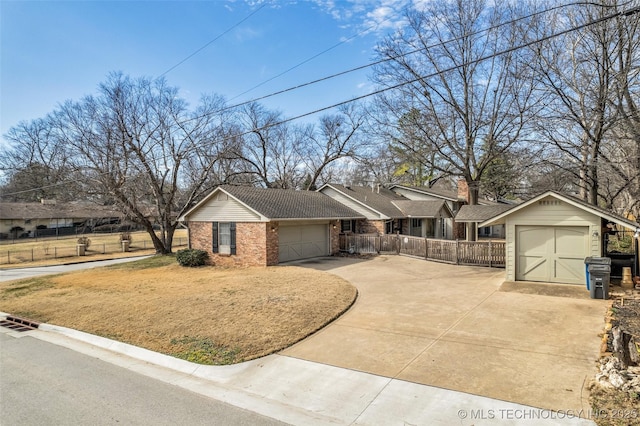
xmin=8 ymin=320 xmax=596 ymax=426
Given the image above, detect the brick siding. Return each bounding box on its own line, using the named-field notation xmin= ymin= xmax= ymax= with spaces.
xmin=188 ymin=221 xmax=270 ymax=267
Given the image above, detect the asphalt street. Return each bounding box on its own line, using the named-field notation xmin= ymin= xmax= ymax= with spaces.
xmin=0 ymin=332 xmax=286 ymax=425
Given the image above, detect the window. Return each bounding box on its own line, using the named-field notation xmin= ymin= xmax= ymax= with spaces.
xmin=411 ymin=218 xmax=422 ymax=228
xmin=212 ymin=222 xmax=236 ymax=255
xmin=341 ymin=220 xmax=356 ymax=233
xmin=385 ymin=221 xmax=393 ymax=234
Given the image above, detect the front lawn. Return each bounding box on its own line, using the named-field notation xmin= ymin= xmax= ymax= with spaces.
xmin=0 ymin=256 xmax=357 ymax=364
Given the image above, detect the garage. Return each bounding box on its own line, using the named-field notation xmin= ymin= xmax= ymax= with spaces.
xmin=279 ymin=223 xmax=329 ymax=262
xmin=479 ymin=191 xmax=639 ymax=286
xmin=516 ymin=225 xmax=589 ymax=284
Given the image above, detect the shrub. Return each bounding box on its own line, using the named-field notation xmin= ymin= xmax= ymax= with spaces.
xmin=77 ymin=236 xmax=91 ymax=249
xmin=176 ymin=248 xmax=208 ymax=267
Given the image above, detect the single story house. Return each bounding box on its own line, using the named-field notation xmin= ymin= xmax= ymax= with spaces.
xmin=179 ymin=185 xmax=363 ymax=266
xmin=390 ymin=182 xmax=510 ymax=240
xmin=0 ymin=200 xmax=123 ymax=239
xmin=318 ymin=183 xmax=453 ymax=239
xmin=480 ymin=191 xmax=640 ymax=285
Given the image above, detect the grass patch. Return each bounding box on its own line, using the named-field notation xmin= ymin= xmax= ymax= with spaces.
xmin=589 ymin=383 xmax=640 ymax=425
xmin=0 ymin=262 xmax=357 ymax=364
xmin=104 ymin=254 xmax=176 ymax=270
xmin=1 ymin=277 xmax=56 ymax=298
xmin=169 ymin=336 xmax=241 ymax=365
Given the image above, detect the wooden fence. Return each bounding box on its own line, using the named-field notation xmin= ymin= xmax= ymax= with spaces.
xmin=339 ymin=234 xmax=505 ymax=268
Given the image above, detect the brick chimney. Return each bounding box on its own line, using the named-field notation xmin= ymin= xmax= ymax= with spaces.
xmin=457 ymin=179 xmax=469 ymax=203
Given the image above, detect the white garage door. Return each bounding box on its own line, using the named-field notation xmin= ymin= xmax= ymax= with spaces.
xmin=278 ymin=224 xmax=329 ymax=262
xmin=516 ymin=226 xmax=589 ymax=284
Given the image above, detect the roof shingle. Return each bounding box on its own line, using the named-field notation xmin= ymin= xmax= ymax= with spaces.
xmin=221 ymin=185 xmax=362 ymax=219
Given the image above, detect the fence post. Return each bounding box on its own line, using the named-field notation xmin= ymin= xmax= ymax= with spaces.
xmin=31 ymin=248 xmax=34 ymax=262
xmin=488 ymin=240 xmax=493 ymax=268
xmin=7 ymin=251 xmax=10 ymax=265
xmin=455 ymin=239 xmax=460 ymax=265
xmin=425 ymin=238 xmax=429 ymax=260
xmin=54 ymin=247 xmax=57 ymax=259
xmin=396 ymin=233 xmax=400 ymax=255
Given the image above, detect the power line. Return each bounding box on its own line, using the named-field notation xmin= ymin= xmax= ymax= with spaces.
xmin=158 ymin=3 xmax=267 ymax=78
xmin=180 ymin=0 xmax=629 ymax=125
xmin=3 ymin=2 xmax=638 ymax=197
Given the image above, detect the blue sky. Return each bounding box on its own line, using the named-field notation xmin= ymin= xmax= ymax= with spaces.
xmin=1 ymin=0 xmax=411 ymax=141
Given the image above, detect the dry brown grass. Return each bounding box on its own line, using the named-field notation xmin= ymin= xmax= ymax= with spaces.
xmin=0 ymin=256 xmax=357 ymax=364
xmin=0 ymin=230 xmax=188 ymax=268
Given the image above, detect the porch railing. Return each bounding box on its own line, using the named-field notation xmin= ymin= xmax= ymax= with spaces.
xmin=339 ymin=233 xmax=505 ymax=268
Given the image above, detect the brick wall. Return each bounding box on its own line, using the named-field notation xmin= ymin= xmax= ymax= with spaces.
xmin=358 ymin=219 xmax=386 ymax=235
xmin=266 ymin=222 xmax=279 ymax=266
xmin=188 ymin=221 xmax=270 ymax=267
xmin=329 ymin=220 xmax=340 ymax=254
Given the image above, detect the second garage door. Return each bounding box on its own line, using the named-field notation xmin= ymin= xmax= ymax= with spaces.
xmin=279 ymin=224 xmax=329 ymax=263
xmin=516 ymin=225 xmax=589 ymax=284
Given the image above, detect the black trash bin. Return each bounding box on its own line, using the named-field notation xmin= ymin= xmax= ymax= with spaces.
xmin=588 ymin=263 xmax=611 ymax=299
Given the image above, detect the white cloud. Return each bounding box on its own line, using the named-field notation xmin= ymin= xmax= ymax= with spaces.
xmin=311 ymin=0 xmax=412 ymax=36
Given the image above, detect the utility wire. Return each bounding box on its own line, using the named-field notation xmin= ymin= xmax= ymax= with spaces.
xmin=180 ymin=0 xmax=631 ymax=124
xmin=158 ymin=3 xmax=267 ymax=78
xmin=3 ymin=2 xmax=638 ymax=197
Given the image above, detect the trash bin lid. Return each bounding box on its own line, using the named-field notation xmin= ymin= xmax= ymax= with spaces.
xmin=588 ymin=264 xmax=611 ymax=273
xmin=584 ymin=257 xmax=611 ymax=265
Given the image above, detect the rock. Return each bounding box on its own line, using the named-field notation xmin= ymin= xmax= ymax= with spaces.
xmin=609 ymin=371 xmax=628 ymax=388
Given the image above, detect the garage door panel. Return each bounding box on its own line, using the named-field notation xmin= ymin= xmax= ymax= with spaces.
xmin=518 ymin=256 xmax=547 ymax=279
xmin=554 ymin=258 xmax=585 ymax=283
xmin=516 ymin=225 xmax=588 ymax=284
xmin=279 ymin=224 xmax=328 ymax=263
xmin=517 ymin=228 xmax=548 ymax=254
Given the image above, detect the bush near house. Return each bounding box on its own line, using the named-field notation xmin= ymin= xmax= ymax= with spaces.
xmin=176 ymin=248 xmax=208 ymax=267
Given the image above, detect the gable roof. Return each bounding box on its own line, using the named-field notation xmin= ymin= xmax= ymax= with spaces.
xmin=392 ymin=199 xmax=452 ymax=218
xmin=390 ymin=184 xmax=505 ymax=206
xmin=455 ymin=204 xmax=513 ymax=223
xmin=181 ymin=185 xmax=363 ymax=221
xmin=390 ymin=184 xmax=460 ymax=202
xmin=319 ymin=184 xmax=408 ymax=218
xmin=479 ymin=190 xmax=640 ymax=231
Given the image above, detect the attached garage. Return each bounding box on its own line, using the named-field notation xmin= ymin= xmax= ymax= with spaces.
xmin=279 ymin=223 xmax=329 ymax=262
xmin=480 ymin=191 xmax=640 ymax=286
xmin=180 ymin=185 xmax=362 ymax=267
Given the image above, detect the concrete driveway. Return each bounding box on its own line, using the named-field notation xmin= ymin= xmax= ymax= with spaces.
xmin=282 ymin=255 xmax=607 ymax=412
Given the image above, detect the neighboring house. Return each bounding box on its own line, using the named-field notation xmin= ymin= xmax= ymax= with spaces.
xmin=390 ymin=181 xmax=509 ymax=240
xmin=318 ymin=183 xmax=453 ymax=239
xmin=179 ymin=185 xmax=363 ymax=267
xmin=480 ymin=191 xmax=639 ymax=285
xmin=0 ymin=200 xmax=123 ymax=239
xmin=455 ymin=204 xmax=513 ymax=239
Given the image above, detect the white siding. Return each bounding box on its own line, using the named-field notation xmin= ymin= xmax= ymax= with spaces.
xmin=188 ymin=193 xmax=263 ymax=222
xmin=320 ymin=187 xmax=385 ymax=219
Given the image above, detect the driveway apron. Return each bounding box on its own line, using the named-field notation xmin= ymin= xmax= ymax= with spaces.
xmin=282 ymin=255 xmax=606 ymax=413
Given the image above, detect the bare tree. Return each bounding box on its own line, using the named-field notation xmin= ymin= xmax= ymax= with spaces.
xmin=301 ymin=104 xmax=366 ymax=190
xmin=0 ymin=118 xmax=80 ymax=201
xmin=43 ymin=72 xmax=234 ymax=254
xmin=533 ymin=1 xmax=624 ymax=205
xmin=371 ymin=0 xmax=538 ymax=205
xmin=231 ymin=102 xmax=307 ymax=189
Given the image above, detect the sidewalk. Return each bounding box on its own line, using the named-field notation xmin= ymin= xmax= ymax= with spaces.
xmin=1 ymin=317 xmax=596 ymax=426
xmin=0 ymin=255 xmax=152 ymax=282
